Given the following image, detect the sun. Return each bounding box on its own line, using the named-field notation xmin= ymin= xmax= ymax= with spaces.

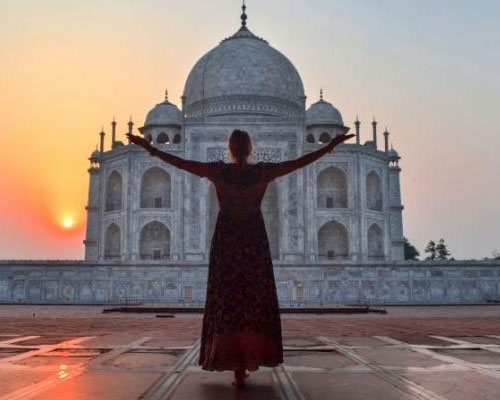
xmin=62 ymin=217 xmax=74 ymax=229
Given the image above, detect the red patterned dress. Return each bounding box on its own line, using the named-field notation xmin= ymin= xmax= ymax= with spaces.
xmin=198 ymin=161 xmax=283 ymax=372
xmin=149 ymin=141 xmax=335 ymax=371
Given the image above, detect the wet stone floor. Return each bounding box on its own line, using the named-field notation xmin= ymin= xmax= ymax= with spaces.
xmin=1 ymin=334 xmax=500 ymax=399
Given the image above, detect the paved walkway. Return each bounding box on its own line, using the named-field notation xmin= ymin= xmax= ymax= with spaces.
xmin=1 ymin=333 xmax=500 ymax=399
xmin=1 ymin=306 xmax=500 ymax=399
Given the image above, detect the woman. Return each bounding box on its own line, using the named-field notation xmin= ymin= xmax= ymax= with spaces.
xmin=126 ymin=129 xmax=354 ymax=388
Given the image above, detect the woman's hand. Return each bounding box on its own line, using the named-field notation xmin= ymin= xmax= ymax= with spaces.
xmin=126 ymin=133 xmax=151 ymax=150
xmin=326 ymin=133 xmax=355 ymax=153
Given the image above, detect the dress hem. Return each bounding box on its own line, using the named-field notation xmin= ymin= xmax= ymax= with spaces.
xmin=200 ymin=361 xmax=283 ymax=372
xmin=199 ymin=330 xmax=283 ymax=373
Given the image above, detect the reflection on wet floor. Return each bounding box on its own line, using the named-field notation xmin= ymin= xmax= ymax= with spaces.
xmin=282 ymin=336 xmax=325 ymax=347
xmin=58 ymin=364 xmax=69 ymax=380
xmin=390 ymin=335 xmax=457 ymax=346
xmin=355 ymin=346 xmax=448 ymax=368
xmin=284 ymin=349 xmax=357 ymax=369
xmin=16 ymin=336 xmax=83 ymax=345
xmin=107 ymin=349 xmax=185 ymax=369
xmin=1 ymin=334 xmax=500 ymax=399
xmin=15 ymin=355 xmax=94 ymax=367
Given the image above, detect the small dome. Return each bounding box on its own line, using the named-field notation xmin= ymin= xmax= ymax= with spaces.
xmin=90 ymin=149 xmax=101 ymax=160
xmin=389 ymin=147 xmax=400 ymax=159
xmin=306 ymin=99 xmax=344 ymax=126
xmin=144 ymin=100 xmax=183 ymax=127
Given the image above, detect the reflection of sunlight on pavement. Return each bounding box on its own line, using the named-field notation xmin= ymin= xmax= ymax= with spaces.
xmin=58 ymin=364 xmax=69 ymax=380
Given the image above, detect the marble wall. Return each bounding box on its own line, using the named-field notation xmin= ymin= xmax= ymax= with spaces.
xmin=1 ymin=260 xmax=499 ymax=305
xmin=87 ymin=118 xmax=405 ymax=264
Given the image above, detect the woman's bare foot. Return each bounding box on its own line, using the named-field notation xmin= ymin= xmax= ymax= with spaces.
xmin=231 ymin=369 xmax=248 ymax=388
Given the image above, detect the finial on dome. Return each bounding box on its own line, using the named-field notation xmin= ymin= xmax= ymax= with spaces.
xmin=320 ymin=88 xmax=323 ymax=101
xmin=241 ymin=0 xmax=247 ymax=27
xmin=165 ymin=89 xmax=169 ymax=101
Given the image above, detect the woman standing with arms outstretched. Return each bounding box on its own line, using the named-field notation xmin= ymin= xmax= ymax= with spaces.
xmin=127 ymin=129 xmax=354 ymax=388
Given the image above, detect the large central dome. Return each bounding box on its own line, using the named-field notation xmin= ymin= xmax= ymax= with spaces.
xmin=182 ymin=25 xmax=305 ymax=118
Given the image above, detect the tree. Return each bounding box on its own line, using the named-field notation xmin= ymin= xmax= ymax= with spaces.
xmin=404 ymin=237 xmax=420 ymax=260
xmin=492 ymin=249 xmax=500 ymax=260
xmin=424 ymin=240 xmax=436 ymax=260
xmin=436 ymin=238 xmax=451 ymax=260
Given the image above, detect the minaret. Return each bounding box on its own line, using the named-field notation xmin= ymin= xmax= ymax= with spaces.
xmin=372 ymin=118 xmax=378 ymax=149
xmin=387 ymin=144 xmax=404 ymax=260
xmin=383 ymin=127 xmax=389 ymax=154
xmin=128 ymin=117 xmax=134 ymax=135
xmin=99 ymin=128 xmax=105 ymax=153
xmin=111 ymin=118 xmax=117 ymax=148
xmin=355 ymin=116 xmax=360 ymax=145
xmin=84 ymin=148 xmax=101 ymax=261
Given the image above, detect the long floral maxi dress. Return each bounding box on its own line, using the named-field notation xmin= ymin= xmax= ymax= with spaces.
xmin=198 ymin=161 xmax=284 ymax=372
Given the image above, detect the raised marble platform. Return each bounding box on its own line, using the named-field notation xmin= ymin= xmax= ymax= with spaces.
xmin=1 ymin=260 xmax=499 ymax=305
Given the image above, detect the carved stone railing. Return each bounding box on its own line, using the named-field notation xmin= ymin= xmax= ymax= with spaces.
xmin=0 ymin=260 xmax=499 ymax=305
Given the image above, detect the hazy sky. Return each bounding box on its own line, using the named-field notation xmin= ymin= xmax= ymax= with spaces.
xmin=0 ymin=0 xmax=499 ymax=260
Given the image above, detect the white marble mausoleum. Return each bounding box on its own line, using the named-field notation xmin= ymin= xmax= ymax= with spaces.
xmin=83 ymin=9 xmax=405 ymax=265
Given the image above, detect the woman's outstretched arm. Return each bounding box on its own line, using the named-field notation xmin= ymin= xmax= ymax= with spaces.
xmin=265 ymin=133 xmax=355 ymax=181
xmin=126 ymin=133 xmax=211 ymax=178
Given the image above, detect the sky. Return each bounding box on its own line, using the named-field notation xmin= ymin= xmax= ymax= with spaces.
xmin=0 ymin=0 xmax=499 ymax=260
